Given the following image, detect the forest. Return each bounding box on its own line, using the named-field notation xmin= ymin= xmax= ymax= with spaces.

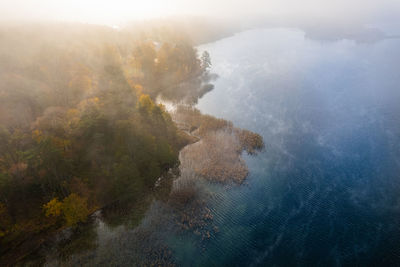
xmin=0 ymin=23 xmax=214 ymax=262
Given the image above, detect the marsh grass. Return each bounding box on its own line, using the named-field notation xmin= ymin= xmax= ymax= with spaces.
xmin=173 ymin=105 xmax=264 ymax=184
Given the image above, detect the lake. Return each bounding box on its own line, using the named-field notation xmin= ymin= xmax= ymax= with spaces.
xmin=195 ymin=27 xmax=400 ymax=266
xmin=40 ymin=27 xmax=400 ymax=266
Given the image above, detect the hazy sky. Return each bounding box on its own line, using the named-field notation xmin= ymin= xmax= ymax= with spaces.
xmin=1 ymin=0 xmax=399 ymax=25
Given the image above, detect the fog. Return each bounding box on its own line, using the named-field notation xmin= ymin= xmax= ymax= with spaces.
xmin=1 ymin=0 xmax=400 ymax=266
xmin=1 ymin=0 xmax=399 ymax=27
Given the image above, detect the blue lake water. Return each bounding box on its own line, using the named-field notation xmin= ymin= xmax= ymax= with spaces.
xmin=192 ymin=28 xmax=400 ymax=266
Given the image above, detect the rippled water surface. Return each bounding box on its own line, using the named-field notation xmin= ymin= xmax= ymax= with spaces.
xmin=194 ymin=28 xmax=400 ymax=266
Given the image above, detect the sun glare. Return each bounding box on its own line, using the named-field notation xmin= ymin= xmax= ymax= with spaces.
xmin=1 ymin=0 xmax=180 ymax=24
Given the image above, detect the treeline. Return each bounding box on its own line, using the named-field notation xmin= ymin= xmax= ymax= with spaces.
xmin=0 ymin=23 xmax=210 ymax=261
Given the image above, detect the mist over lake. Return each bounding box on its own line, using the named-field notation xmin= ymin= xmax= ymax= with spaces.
xmin=1 ymin=8 xmax=400 ymax=263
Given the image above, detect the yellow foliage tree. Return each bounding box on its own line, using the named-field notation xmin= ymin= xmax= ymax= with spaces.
xmin=43 ymin=198 xmax=62 ymax=217
xmin=43 ymin=194 xmax=89 ymax=227
xmin=61 ymin=193 xmax=89 ymax=227
xmin=138 ymin=94 xmax=155 ymax=114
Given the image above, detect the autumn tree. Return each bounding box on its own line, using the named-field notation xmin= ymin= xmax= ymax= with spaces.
xmin=43 ymin=194 xmax=89 ymax=226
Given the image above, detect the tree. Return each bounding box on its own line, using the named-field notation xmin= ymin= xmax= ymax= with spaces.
xmin=201 ymin=51 xmax=212 ymax=71
xmin=43 ymin=197 xmax=63 ymax=218
xmin=132 ymin=42 xmax=157 ymax=77
xmin=138 ymin=94 xmax=155 ymax=114
xmin=43 ymin=194 xmax=89 ymax=226
xmin=61 ymin=194 xmax=89 ymax=227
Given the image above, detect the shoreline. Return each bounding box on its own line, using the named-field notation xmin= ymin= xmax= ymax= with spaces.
xmin=6 ymin=104 xmax=264 ymax=266
xmin=4 ymin=116 xmax=201 ymax=266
